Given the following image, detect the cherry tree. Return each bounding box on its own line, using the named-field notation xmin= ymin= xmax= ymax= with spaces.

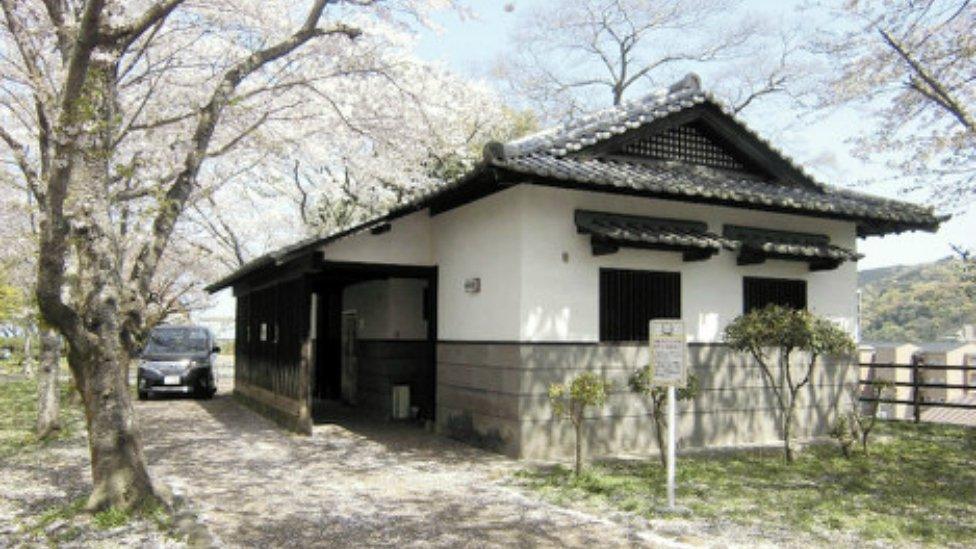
xmin=813 ymin=0 xmax=975 ymax=208
xmin=494 ymin=0 xmax=804 ymax=122
xmin=0 ymin=0 xmax=459 ymax=511
xmin=187 ymin=65 xmax=534 ymax=266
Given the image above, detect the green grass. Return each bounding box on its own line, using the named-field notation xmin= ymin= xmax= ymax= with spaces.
xmin=517 ymin=422 xmax=976 ymax=546
xmin=0 ymin=373 xmax=83 ymax=459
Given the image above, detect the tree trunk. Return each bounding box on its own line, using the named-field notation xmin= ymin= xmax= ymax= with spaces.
xmin=783 ymin=401 xmax=796 ymax=463
xmin=41 ymin=58 xmax=157 ymax=512
xmin=654 ymin=413 xmax=667 ymax=468
xmin=69 ymin=332 xmax=156 ymax=512
xmin=574 ymin=417 xmax=583 ymax=477
xmin=35 ymin=330 xmax=61 ymax=439
xmin=22 ymin=330 xmax=33 ymax=376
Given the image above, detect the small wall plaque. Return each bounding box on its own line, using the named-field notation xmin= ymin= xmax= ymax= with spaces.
xmin=464 ymin=277 xmax=481 ymax=293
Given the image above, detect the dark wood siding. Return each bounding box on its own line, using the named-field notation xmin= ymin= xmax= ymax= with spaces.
xmin=599 ymin=268 xmax=680 ymax=342
xmin=743 ymin=277 xmax=807 ymax=313
xmin=236 ymin=279 xmax=309 ymax=400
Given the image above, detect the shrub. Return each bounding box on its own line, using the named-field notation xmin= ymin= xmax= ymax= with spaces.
xmin=725 ymin=305 xmax=855 ymax=462
xmin=629 ymin=368 xmax=699 ymax=467
xmin=549 ymin=372 xmax=612 ymax=476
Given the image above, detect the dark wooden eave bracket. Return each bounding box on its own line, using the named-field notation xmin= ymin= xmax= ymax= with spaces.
xmin=736 ymin=247 xmax=844 ymax=272
xmin=590 ymin=237 xmax=717 ymax=262
xmin=576 ymin=210 xmax=729 ymax=262
xmin=725 ymin=225 xmax=856 ymax=272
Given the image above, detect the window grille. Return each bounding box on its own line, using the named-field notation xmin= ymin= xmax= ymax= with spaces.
xmin=743 ymin=277 xmax=807 ymax=313
xmin=622 ymin=123 xmax=753 ymax=171
xmin=600 ymin=269 xmax=681 ymax=342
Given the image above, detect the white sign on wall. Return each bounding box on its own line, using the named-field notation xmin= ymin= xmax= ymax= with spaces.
xmin=649 ymin=319 xmax=686 ymax=387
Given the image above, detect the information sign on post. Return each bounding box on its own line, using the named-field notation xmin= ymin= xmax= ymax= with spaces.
xmin=649 ymin=319 xmax=687 ymax=510
xmin=649 ymin=319 xmax=686 ymax=387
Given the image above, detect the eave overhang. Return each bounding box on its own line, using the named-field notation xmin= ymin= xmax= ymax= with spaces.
xmin=575 ymin=209 xmax=738 ymax=261
xmin=723 ymin=224 xmax=863 ymax=272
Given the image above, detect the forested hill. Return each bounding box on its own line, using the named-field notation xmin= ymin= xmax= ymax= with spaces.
xmin=858 ymin=257 xmax=975 ymax=342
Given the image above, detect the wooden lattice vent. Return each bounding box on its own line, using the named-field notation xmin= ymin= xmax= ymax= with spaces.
xmin=621 ymin=123 xmax=757 ymax=172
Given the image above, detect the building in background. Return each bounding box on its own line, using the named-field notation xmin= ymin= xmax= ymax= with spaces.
xmin=207 ymin=75 xmax=943 ymax=458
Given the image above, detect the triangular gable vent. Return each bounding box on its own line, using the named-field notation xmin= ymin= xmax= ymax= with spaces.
xmin=620 ymin=121 xmax=762 ymax=174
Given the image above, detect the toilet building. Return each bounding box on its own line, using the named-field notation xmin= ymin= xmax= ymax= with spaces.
xmin=207 ymin=76 xmax=943 ymax=458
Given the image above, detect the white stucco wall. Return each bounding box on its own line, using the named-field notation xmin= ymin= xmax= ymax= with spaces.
xmin=387 ymin=278 xmax=429 ymax=339
xmin=321 ymin=210 xmax=433 ymax=265
xmin=342 ymin=278 xmax=428 ymax=340
xmin=318 ymin=183 xmax=859 ymax=344
xmin=517 ymin=185 xmax=859 ymax=342
xmin=430 ymin=187 xmax=525 ymax=341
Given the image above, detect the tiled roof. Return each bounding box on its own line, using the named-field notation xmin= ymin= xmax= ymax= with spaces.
xmin=723 ymin=225 xmax=862 ymax=262
xmin=492 ymin=155 xmax=937 ymax=232
xmin=206 ymin=75 xmax=945 ymax=292
xmin=484 ymin=74 xmax=944 ymax=236
xmin=575 ymin=209 xmax=737 ymax=251
xmin=499 ymin=75 xmax=711 ymax=158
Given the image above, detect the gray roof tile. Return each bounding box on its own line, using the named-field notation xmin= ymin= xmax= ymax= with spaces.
xmin=575 ymin=209 xmax=738 ymax=251
xmin=484 ymin=74 xmax=944 ymax=236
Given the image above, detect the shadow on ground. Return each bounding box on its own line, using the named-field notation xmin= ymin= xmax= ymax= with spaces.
xmin=136 ymin=385 xmax=661 ymax=547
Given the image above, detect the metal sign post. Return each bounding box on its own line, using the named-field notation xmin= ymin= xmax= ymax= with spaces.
xmin=667 ymin=385 xmax=676 ymax=509
xmin=649 ymin=319 xmax=686 ymax=511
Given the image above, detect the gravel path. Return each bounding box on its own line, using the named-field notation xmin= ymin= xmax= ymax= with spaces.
xmin=139 ymin=388 xmax=678 ymax=548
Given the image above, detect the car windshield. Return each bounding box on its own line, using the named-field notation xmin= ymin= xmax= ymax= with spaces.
xmin=144 ymin=327 xmax=209 ymax=355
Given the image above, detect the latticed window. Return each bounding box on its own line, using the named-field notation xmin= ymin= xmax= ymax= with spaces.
xmin=743 ymin=277 xmax=807 ymax=313
xmin=599 ymin=269 xmax=681 ymax=342
xmin=621 ymin=122 xmax=755 ymax=172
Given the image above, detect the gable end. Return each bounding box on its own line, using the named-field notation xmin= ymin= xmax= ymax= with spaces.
xmin=577 ymin=103 xmax=819 ymax=190
xmin=618 ymin=120 xmax=766 ymax=175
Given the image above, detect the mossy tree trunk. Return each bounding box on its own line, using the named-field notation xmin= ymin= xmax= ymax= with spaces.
xmin=36 ymin=329 xmax=61 ymax=439
xmin=21 ymin=329 xmax=33 ymax=376
xmin=26 ymin=0 xmax=342 ymax=512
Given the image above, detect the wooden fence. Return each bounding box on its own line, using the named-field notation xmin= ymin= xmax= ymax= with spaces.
xmin=859 ymin=357 xmax=976 ymax=423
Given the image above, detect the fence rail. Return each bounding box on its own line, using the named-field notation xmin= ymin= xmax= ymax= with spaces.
xmin=858 ymin=359 xmax=976 ymax=423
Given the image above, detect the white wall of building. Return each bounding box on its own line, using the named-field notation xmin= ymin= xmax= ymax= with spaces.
xmin=387 ymin=278 xmax=429 ymax=339
xmin=318 ymin=183 xmax=859 ymax=344
xmin=517 ymin=185 xmax=859 ymax=342
xmin=431 ymin=187 xmax=525 ymax=341
xmin=321 ymin=210 xmax=433 ymax=265
xmin=342 ymin=278 xmax=429 ymax=340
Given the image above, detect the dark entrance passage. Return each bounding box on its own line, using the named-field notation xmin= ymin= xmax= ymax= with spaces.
xmin=310 ymin=262 xmax=437 ymax=424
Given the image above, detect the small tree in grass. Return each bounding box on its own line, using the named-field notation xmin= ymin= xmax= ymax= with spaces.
xmin=724 ymin=305 xmax=856 ymax=462
xmin=549 ymin=373 xmax=612 ymax=476
xmin=852 ymin=379 xmax=894 ymax=456
xmin=832 ymin=379 xmax=894 ymax=457
xmin=629 ymin=368 xmax=700 ymax=468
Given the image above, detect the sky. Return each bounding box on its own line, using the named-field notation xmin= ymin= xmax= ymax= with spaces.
xmin=411 ymin=0 xmax=975 ymax=271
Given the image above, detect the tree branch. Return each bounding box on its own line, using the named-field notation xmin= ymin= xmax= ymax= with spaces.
xmin=99 ymin=0 xmax=186 ymax=52
xmin=126 ymin=0 xmax=358 ymax=320
xmin=879 ymin=27 xmax=976 ymax=134
xmin=0 ymin=125 xmax=41 ymax=201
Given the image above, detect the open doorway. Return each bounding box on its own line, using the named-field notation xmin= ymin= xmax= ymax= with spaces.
xmin=310 ymin=263 xmax=437 ymax=424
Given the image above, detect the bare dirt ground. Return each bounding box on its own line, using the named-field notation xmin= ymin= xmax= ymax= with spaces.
xmin=139 ymin=386 xmax=681 ymax=547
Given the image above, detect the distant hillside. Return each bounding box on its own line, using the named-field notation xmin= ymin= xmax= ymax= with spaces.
xmin=859 ymin=257 xmax=975 ymax=342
